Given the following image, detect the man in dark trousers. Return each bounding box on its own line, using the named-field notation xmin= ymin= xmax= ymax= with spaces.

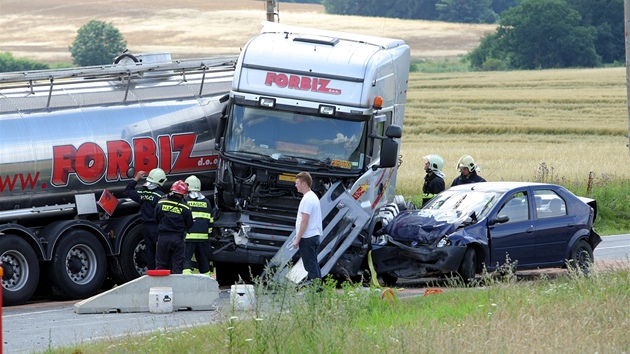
xmin=155 ymin=180 xmax=194 ymax=274
xmin=291 ymin=171 xmax=323 ymax=284
xmin=183 ymin=175 xmax=214 ymax=275
xmin=124 ymin=168 xmax=167 ymax=271
xmin=451 ymin=155 xmax=486 ymax=186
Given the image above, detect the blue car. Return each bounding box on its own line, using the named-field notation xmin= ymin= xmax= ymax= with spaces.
xmin=371 ymin=182 xmax=601 ymax=284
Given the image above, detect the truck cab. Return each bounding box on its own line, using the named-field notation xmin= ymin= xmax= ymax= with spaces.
xmin=212 ymin=22 xmax=410 ymax=284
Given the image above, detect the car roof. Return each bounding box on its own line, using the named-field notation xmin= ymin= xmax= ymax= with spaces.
xmin=447 ymin=182 xmax=559 ymax=193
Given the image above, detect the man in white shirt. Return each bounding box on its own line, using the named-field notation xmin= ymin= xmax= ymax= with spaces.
xmin=291 ymin=171 xmax=323 ymax=281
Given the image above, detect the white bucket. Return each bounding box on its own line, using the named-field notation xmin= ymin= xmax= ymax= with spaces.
xmin=149 ymin=287 xmax=173 ymax=314
xmin=230 ymin=284 xmax=255 ymax=310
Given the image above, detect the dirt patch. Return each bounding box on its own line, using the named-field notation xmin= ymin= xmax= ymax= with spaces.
xmin=0 ymin=0 xmax=495 ymax=64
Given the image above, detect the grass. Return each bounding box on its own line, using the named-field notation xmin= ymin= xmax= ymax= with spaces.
xmin=43 ymin=263 xmax=630 ymax=353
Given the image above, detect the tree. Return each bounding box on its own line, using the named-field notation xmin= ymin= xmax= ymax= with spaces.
xmin=69 ymin=20 xmax=127 ymax=66
xmin=498 ymin=0 xmax=599 ymax=68
xmin=566 ymin=0 xmax=624 ymax=63
xmin=468 ymin=0 xmax=600 ymax=69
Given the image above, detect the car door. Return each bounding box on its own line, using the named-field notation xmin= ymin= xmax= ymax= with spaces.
xmin=488 ymin=190 xmax=537 ymax=267
xmin=531 ymin=188 xmax=572 ymax=267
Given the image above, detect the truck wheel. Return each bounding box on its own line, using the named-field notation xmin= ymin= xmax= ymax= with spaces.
xmin=380 ymin=273 xmax=398 ymax=287
xmin=215 ymin=262 xmax=242 ymax=286
xmin=457 ymin=248 xmax=477 ymax=284
xmin=0 ymin=235 xmax=40 ymax=306
xmin=117 ymin=225 xmax=146 ymax=283
xmin=49 ymin=230 xmax=107 ymax=300
xmin=568 ymin=240 xmax=593 ymax=275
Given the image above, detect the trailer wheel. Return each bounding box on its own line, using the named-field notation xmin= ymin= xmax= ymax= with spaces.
xmin=49 ymin=230 xmax=107 ymax=300
xmin=117 ymin=225 xmax=146 ymax=283
xmin=0 ymin=235 xmax=40 ymax=306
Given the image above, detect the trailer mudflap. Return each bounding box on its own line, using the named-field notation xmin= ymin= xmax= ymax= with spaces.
xmin=265 ymin=181 xmax=370 ymax=284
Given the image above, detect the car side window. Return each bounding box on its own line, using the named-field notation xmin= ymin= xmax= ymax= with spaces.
xmin=534 ymin=189 xmax=566 ymax=219
xmin=498 ymin=192 xmax=529 ymax=223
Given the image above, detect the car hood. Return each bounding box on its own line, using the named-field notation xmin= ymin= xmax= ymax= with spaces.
xmin=382 ymin=209 xmax=472 ymax=243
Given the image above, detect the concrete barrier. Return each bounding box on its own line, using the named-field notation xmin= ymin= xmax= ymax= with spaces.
xmin=74 ymin=274 xmax=220 ymax=314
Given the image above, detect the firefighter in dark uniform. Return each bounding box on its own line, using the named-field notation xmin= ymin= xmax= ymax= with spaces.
xmin=124 ymin=168 xmax=167 ymax=271
xmin=155 ymin=180 xmax=194 ymax=274
xmin=183 ymin=175 xmax=214 ymax=275
xmin=422 ymin=154 xmax=446 ymax=206
xmin=451 ymin=155 xmax=486 ymax=186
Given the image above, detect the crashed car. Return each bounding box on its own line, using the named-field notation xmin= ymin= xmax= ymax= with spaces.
xmin=371 ymin=182 xmax=601 ymax=284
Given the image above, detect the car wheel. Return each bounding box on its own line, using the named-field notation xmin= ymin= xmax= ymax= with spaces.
xmin=569 ymin=240 xmax=593 ymax=275
xmin=457 ymin=248 xmax=477 ymax=284
xmin=0 ymin=235 xmax=40 ymax=306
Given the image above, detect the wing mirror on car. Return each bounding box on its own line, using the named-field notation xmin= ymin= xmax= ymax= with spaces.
xmin=490 ymin=215 xmax=510 ymax=225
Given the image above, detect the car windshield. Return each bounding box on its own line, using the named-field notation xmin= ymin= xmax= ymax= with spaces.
xmin=224 ymin=104 xmax=367 ymax=170
xmin=424 ymin=189 xmax=502 ymax=220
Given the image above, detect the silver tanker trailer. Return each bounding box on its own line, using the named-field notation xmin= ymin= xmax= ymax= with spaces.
xmin=0 ymin=52 xmax=236 ymax=305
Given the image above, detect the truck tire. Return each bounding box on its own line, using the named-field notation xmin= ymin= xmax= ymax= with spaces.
xmin=117 ymin=225 xmax=146 ymax=283
xmin=48 ymin=230 xmax=107 ymax=300
xmin=457 ymin=248 xmax=477 ymax=284
xmin=0 ymin=235 xmax=40 ymax=306
xmin=380 ymin=273 xmax=398 ymax=287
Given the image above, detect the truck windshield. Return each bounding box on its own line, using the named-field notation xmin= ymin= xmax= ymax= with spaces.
xmin=224 ymin=104 xmax=367 ymax=170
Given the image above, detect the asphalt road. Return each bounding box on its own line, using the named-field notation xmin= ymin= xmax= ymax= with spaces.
xmin=1 ymin=234 xmax=628 ymax=354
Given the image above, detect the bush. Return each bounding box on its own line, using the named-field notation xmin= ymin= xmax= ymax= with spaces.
xmin=0 ymin=52 xmax=49 ymax=73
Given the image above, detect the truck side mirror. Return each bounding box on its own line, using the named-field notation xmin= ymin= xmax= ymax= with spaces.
xmin=376 ymin=138 xmax=398 ymax=169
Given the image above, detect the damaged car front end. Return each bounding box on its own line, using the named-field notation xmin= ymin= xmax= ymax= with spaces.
xmin=371 ymin=188 xmax=501 ymax=283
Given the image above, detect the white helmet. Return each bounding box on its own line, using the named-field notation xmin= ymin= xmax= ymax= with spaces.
xmin=185 ymin=175 xmax=201 ymax=192
xmin=456 ymin=155 xmax=479 ymax=172
xmin=423 ymin=154 xmax=444 ymax=173
xmin=146 ymin=168 xmax=167 ymax=186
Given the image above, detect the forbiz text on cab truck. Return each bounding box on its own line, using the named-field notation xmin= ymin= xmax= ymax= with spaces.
xmin=211 ymin=22 xmax=410 ymax=285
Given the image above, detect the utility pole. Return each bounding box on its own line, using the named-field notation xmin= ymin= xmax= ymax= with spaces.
xmin=626 ymin=0 xmax=630 ymax=155
xmin=266 ymin=0 xmax=278 ymax=22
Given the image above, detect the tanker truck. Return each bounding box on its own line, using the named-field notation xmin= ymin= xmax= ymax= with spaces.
xmin=0 ymin=52 xmax=236 ymax=305
xmin=211 ymin=22 xmax=410 ymax=285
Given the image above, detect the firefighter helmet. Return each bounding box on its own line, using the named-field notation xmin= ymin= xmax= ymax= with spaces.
xmin=170 ymin=180 xmax=189 ymax=195
xmin=457 ymin=155 xmax=478 ymax=172
xmin=185 ymin=175 xmax=201 ymax=192
xmin=423 ymin=154 xmax=444 ymax=173
xmin=146 ymin=168 xmax=167 ymax=186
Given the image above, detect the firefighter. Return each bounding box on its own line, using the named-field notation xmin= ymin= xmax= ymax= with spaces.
xmin=423 ymin=154 xmax=446 ymax=195
xmin=155 ymin=180 xmax=194 ymax=274
xmin=183 ymin=175 xmax=214 ymax=275
xmin=451 ymin=155 xmax=486 ymax=186
xmin=124 ymin=168 xmax=167 ymax=271
xmin=422 ymin=154 xmax=446 ymax=206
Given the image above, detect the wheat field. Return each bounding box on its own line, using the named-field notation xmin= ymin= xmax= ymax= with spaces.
xmin=397 ymin=67 xmax=629 ymax=195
